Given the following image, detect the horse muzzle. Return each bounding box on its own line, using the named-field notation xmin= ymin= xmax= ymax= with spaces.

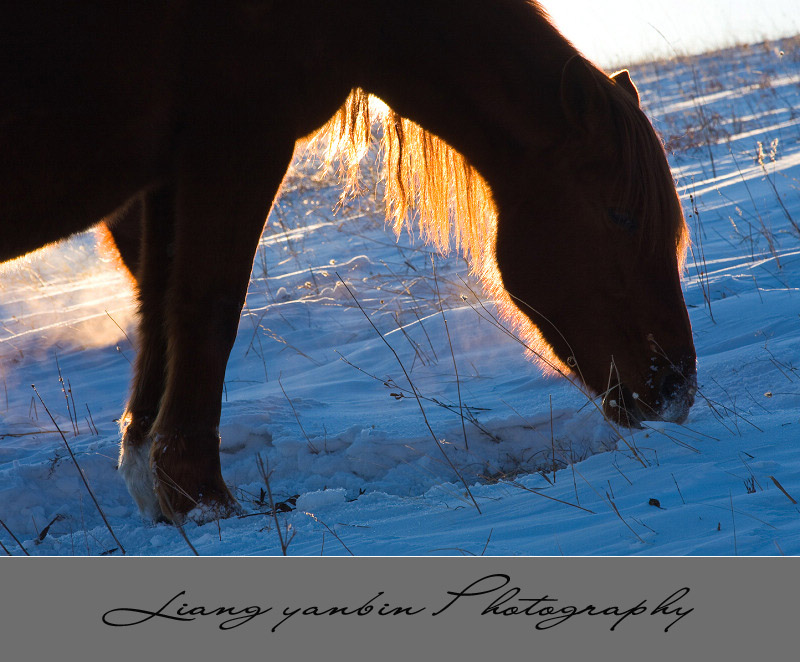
xmin=602 ymin=366 xmax=697 ymax=428
xmin=652 ymin=368 xmax=698 ymax=424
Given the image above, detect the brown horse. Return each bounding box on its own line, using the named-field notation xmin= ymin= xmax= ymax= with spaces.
xmin=1 ymin=1 xmax=696 ymax=523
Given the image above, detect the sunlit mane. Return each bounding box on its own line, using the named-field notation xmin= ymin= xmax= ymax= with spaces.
xmin=308 ymin=69 xmax=689 ymax=378
xmin=309 ymin=88 xmax=572 ymax=378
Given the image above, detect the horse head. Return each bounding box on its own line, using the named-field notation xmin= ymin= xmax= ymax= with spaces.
xmin=493 ymin=57 xmax=697 ymax=427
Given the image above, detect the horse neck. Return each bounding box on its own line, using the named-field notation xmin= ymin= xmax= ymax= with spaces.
xmin=344 ymin=0 xmax=579 ymax=178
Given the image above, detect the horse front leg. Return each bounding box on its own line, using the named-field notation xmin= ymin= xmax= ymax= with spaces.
xmin=148 ymin=129 xmax=295 ymax=523
xmin=117 ymin=186 xmax=174 ymax=522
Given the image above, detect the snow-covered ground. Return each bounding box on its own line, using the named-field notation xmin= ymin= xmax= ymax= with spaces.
xmin=2 ymin=38 xmax=799 ymax=556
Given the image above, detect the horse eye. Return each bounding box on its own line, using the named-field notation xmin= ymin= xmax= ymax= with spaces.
xmin=608 ymin=209 xmax=638 ymax=232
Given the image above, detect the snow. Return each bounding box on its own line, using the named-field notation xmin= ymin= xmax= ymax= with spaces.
xmin=1 ymin=38 xmax=799 ymax=556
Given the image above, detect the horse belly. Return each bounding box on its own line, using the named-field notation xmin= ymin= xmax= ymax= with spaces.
xmin=0 ymin=113 xmax=168 ymax=262
xmin=0 ymin=3 xmax=183 ymax=262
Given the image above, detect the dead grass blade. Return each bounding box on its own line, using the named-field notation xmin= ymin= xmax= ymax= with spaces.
xmin=0 ymin=518 xmax=30 ymax=556
xmin=256 ymin=454 xmax=296 ymax=555
xmin=31 ymin=385 xmax=126 ymax=555
xmin=770 ymin=476 xmax=798 ymax=504
xmin=337 ymin=274 xmax=482 ymax=514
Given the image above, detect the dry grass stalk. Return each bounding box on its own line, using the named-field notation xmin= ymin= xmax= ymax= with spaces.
xmin=31 ymin=384 xmax=126 ymax=555
xmin=431 ymin=257 xmax=469 ymax=451
xmin=0 ymin=518 xmax=30 ymax=556
xmin=302 ymin=511 xmax=354 ymax=556
xmin=337 ymin=274 xmax=482 ymax=514
xmin=501 ymin=479 xmax=596 ymax=515
xmin=156 ymin=489 xmax=200 ymax=556
xmin=770 ymin=476 xmax=798 ymax=504
xmin=256 ymin=453 xmax=296 ymax=555
xmin=278 ymin=376 xmax=319 ymax=454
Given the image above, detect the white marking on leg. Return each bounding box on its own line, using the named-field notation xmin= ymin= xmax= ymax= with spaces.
xmin=118 ymin=439 xmax=161 ymax=522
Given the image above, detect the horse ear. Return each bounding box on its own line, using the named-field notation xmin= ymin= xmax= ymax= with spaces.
xmin=559 ymin=55 xmax=611 ymax=132
xmin=610 ymin=69 xmax=640 ymax=106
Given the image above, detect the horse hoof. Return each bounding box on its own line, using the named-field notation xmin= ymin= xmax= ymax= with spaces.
xmin=185 ymin=497 xmax=245 ymax=525
xmin=159 ymin=488 xmax=243 ymax=526
xmin=149 ymin=430 xmax=241 ymax=525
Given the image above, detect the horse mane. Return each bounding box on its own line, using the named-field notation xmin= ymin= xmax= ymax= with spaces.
xmin=308 ymin=91 xmax=572 ymax=376
xmin=308 ymin=72 xmax=689 ymax=378
xmin=311 ymin=69 xmax=688 ymax=266
xmin=310 ymin=88 xmax=497 ymax=268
